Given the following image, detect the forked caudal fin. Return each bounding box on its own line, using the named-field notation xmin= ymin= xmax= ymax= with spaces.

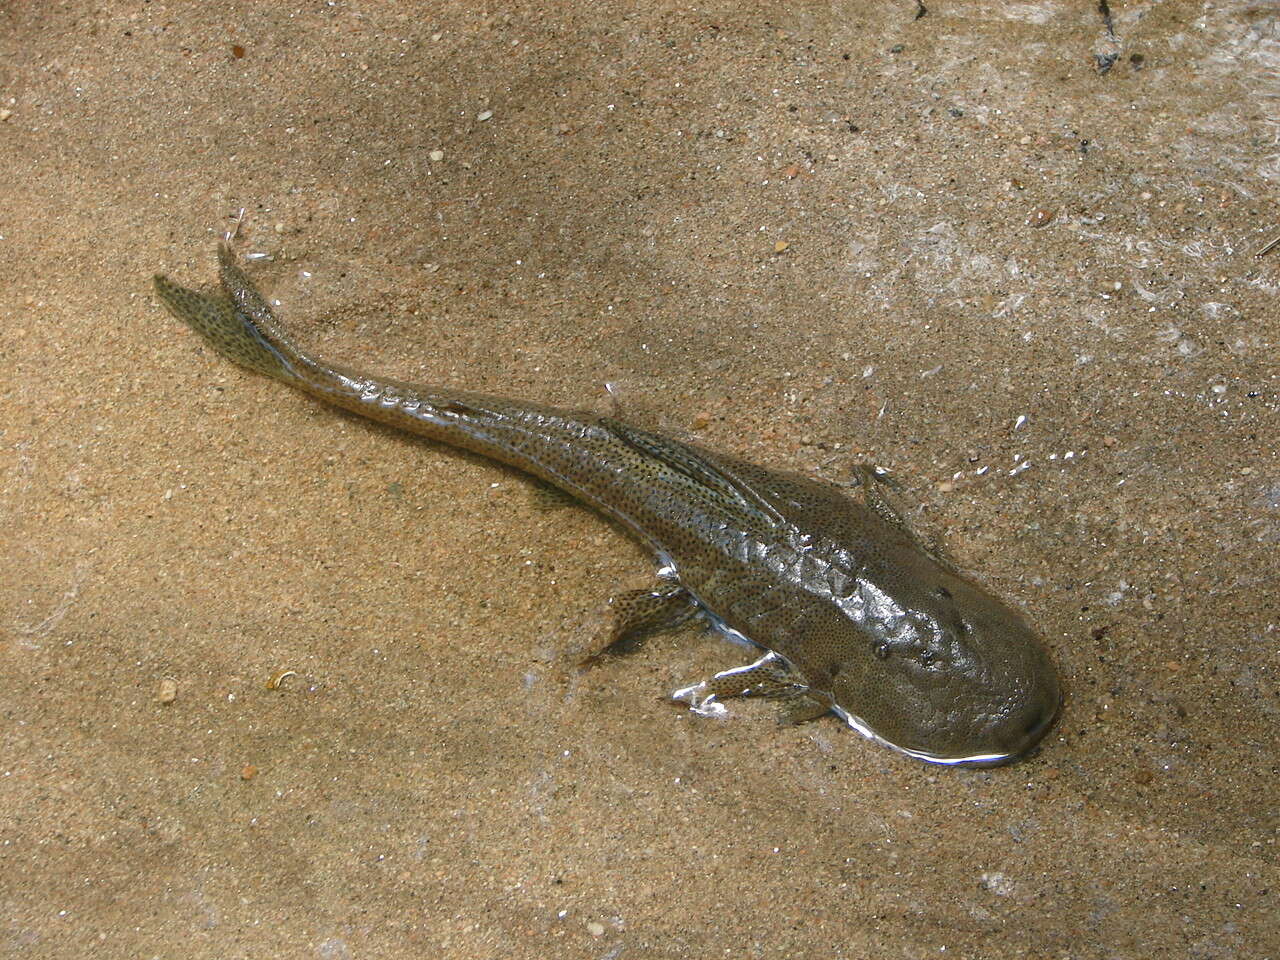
xmin=152 ymin=243 xmax=302 ymax=381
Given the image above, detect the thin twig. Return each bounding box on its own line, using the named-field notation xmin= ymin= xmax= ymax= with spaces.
xmin=1254 ymin=233 xmax=1280 ymax=260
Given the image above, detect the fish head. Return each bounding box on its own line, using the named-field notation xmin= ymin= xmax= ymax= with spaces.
xmin=824 ymin=565 xmax=1060 ymax=765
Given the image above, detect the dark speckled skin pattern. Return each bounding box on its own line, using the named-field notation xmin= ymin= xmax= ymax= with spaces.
xmin=154 ymin=245 xmax=1061 ymax=766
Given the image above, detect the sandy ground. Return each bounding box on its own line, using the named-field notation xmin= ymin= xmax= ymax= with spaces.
xmin=2 ymin=2 xmax=1277 ymax=958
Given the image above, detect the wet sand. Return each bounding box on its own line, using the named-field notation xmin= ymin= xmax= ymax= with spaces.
xmin=2 ymin=2 xmax=1277 ymax=957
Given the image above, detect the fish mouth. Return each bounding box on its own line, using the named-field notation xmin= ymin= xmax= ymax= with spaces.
xmin=830 ymin=705 xmax=1014 ymax=766
xmin=832 ymin=690 xmax=1061 ymax=767
xmin=972 ymin=690 xmax=1063 ymax=766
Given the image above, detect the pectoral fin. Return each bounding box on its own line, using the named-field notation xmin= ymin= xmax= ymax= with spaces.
xmin=852 ymin=464 xmax=957 ymax=568
xmin=671 ymin=651 xmax=834 ymax=724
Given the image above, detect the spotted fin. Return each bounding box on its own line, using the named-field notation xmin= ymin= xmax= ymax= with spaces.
xmin=671 ymin=650 xmax=833 ymax=723
xmin=580 ymin=582 xmax=700 ymax=666
xmin=153 ymin=244 xmax=304 ymax=382
xmin=602 ymin=419 xmax=783 ymax=524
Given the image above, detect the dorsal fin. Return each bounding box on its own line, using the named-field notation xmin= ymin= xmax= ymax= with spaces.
xmin=602 ymin=418 xmax=784 ymax=524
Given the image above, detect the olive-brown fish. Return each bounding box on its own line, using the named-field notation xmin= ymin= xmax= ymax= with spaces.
xmin=154 ymin=244 xmax=1060 ymax=765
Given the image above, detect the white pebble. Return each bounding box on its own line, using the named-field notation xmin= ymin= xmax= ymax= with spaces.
xmin=980 ymin=872 xmax=1016 ymax=896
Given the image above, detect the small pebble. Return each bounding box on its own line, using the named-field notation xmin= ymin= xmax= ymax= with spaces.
xmin=157 ymin=678 xmax=178 ymax=704
xmin=0 ymin=108 xmax=12 ymax=122
xmin=273 ymin=222 xmax=285 ymax=234
xmin=774 ymin=240 xmax=790 ymax=253
xmin=1028 ymin=208 xmax=1056 ymax=228
xmin=586 ymin=922 xmax=605 ymax=937
xmin=690 ymin=412 xmax=711 ymax=430
xmin=429 ymin=149 xmax=444 ymax=162
xmin=477 ymin=109 xmax=493 ymax=122
xmin=241 ymin=764 xmax=258 ymax=781
xmin=980 ymin=872 xmax=1015 ymax=896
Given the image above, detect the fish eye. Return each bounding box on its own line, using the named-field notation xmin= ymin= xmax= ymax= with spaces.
xmin=919 ymin=651 xmax=935 ymax=666
xmin=959 ymin=619 xmax=974 ymax=636
xmin=873 ymin=643 xmax=890 ymax=660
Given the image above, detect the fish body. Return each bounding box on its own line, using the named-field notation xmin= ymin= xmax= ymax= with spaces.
xmin=154 ymin=245 xmax=1060 ymax=765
